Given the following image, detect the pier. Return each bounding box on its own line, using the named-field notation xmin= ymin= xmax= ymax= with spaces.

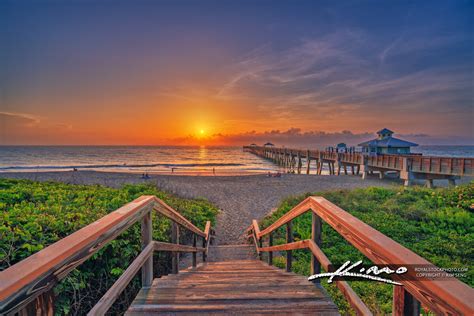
xmin=243 ymin=145 xmax=473 ymax=186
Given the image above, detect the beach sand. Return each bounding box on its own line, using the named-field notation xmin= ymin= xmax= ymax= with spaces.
xmin=1 ymin=171 xmax=470 ymax=245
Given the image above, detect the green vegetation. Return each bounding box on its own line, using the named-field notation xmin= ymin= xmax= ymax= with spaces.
xmin=0 ymin=178 xmax=218 ymax=315
xmin=260 ymin=183 xmax=473 ymax=315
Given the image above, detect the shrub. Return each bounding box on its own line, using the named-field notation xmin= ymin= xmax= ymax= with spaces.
xmin=0 ymin=179 xmax=218 ymax=315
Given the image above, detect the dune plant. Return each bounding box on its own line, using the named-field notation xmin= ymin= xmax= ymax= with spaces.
xmin=0 ymin=178 xmax=218 ymax=315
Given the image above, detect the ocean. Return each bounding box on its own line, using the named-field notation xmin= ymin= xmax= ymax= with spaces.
xmin=0 ymin=145 xmax=473 ymax=174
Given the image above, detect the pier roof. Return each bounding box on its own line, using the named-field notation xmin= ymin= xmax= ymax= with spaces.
xmin=358 ymin=137 xmax=418 ymax=148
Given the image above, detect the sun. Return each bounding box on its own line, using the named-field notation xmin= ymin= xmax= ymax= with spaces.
xmin=200 ymin=129 xmax=205 ymax=135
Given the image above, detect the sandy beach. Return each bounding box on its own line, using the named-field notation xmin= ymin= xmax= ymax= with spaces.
xmin=2 ymin=171 xmax=471 ymax=244
xmin=0 ymin=171 xmax=400 ymax=244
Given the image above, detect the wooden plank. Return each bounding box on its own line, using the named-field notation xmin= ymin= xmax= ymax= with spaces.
xmin=392 ymin=285 xmax=420 ymax=316
xmin=134 ymin=292 xmax=327 ymax=302
xmin=268 ymin=233 xmax=273 ymax=265
xmin=126 ymin=301 xmax=339 ymax=314
xmin=192 ymin=234 xmax=197 ymax=268
xmin=171 ymin=222 xmax=179 ymax=274
xmin=308 ymin=196 xmax=474 ymax=315
xmin=204 ymin=221 xmax=212 ymax=258
xmin=259 ymin=240 xmax=307 ymax=252
xmin=0 ymin=195 xmax=155 ymax=315
xmin=286 ymin=222 xmax=293 ymax=272
xmin=204 ymin=221 xmax=211 ymax=238
xmin=88 ymin=243 xmax=154 ymax=315
xmin=153 ymin=282 xmax=316 ymax=290
xmin=140 ymin=211 xmax=153 ymax=287
xmin=18 ymin=290 xmax=54 ymax=316
xmin=251 ymin=231 xmax=260 ymax=254
xmin=153 ymin=241 xmax=204 ymax=253
xmin=155 ymin=278 xmax=313 ymax=286
xmin=251 ymin=219 xmax=261 ymax=242
xmin=311 ymin=213 xmax=322 ymax=279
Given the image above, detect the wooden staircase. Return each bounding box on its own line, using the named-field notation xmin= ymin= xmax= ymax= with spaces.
xmin=126 ymin=245 xmax=339 ymax=315
xmin=4 ymin=196 xmax=473 ymax=315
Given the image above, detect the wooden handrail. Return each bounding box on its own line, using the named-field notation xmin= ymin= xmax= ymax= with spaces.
xmin=257 ymin=197 xmax=312 ymax=238
xmin=249 ymin=196 xmax=474 ymax=315
xmin=0 ymin=195 xmax=211 ymax=315
xmin=152 ymin=196 xmax=206 ymax=237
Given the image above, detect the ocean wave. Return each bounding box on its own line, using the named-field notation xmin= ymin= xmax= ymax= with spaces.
xmin=0 ymin=162 xmax=245 ymax=171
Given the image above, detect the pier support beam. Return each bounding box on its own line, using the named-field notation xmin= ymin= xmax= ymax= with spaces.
xmin=297 ymin=152 xmax=302 ymax=174
xmin=360 ymin=156 xmax=369 ymax=180
xmin=306 ymin=150 xmax=311 ymax=174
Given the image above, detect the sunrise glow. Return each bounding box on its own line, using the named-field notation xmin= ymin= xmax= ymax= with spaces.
xmin=0 ymin=1 xmax=472 ymax=146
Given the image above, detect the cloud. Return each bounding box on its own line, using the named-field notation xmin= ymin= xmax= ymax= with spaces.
xmin=0 ymin=111 xmax=40 ymax=127
xmin=167 ymin=127 xmax=474 ymax=147
xmin=0 ymin=112 xmax=74 ymax=144
xmin=169 ymin=128 xmax=374 ymax=147
xmin=213 ymin=31 xmax=473 ymax=135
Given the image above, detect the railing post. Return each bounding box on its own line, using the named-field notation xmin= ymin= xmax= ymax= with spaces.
xmin=171 ymin=222 xmax=179 ymax=274
xmin=202 ymin=236 xmax=207 ymax=262
xmin=268 ymin=232 xmax=273 ymax=265
xmin=311 ymin=212 xmax=322 ymax=282
xmin=393 ymin=286 xmax=420 ymax=316
xmin=286 ymin=221 xmax=293 ymax=272
xmin=192 ymin=234 xmax=197 ymax=268
xmin=258 ymin=237 xmax=263 ymax=260
xmin=141 ymin=209 xmax=153 ymax=287
xmin=18 ymin=289 xmax=54 ymax=316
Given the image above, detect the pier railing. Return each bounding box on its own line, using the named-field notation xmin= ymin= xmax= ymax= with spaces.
xmin=244 ymin=146 xmax=473 ymax=184
xmin=0 ymin=196 xmax=213 ymax=315
xmin=247 ymin=196 xmax=474 ymax=315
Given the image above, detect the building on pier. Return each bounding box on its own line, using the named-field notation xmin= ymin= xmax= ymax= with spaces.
xmin=263 ymin=142 xmax=275 ymax=147
xmin=358 ymin=128 xmax=418 ymax=154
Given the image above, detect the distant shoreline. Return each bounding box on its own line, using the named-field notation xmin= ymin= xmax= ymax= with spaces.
xmin=0 ymin=169 xmax=271 ymax=177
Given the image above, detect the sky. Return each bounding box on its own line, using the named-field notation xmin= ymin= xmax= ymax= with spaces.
xmin=0 ymin=0 xmax=473 ymax=146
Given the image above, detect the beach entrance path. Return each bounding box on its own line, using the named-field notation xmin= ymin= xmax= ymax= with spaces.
xmin=126 ymin=245 xmax=339 ymax=315
xmin=153 ymin=174 xmax=394 ymax=245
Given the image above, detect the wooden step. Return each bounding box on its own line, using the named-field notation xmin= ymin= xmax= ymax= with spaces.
xmin=127 ymin=259 xmax=339 ymax=315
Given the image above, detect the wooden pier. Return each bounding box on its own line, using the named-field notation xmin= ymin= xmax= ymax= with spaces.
xmin=1 ymin=196 xmax=473 ymax=315
xmin=244 ymin=145 xmax=473 ymax=186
